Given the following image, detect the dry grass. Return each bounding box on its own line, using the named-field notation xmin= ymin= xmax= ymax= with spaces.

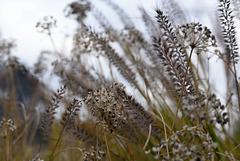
xmin=0 ymin=0 xmax=240 ymax=160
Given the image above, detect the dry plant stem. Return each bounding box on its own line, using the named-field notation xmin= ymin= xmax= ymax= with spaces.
xmin=53 ymin=147 xmax=84 ymax=160
xmin=111 ymin=134 xmax=122 ymax=156
xmin=3 ymin=138 xmax=9 ymax=161
xmin=218 ymin=54 xmax=240 ymax=110
xmin=150 ymin=111 xmax=173 ymax=135
xmin=118 ymin=118 xmax=134 ymax=160
xmin=120 ymin=105 xmax=142 ymax=146
xmin=103 ymin=127 xmax=112 ymax=161
xmin=12 ymin=113 xmax=37 ymax=145
xmin=50 ymin=127 xmax=65 ymax=161
xmin=171 ymin=47 xmax=194 ymax=131
xmin=143 ymin=124 xmax=152 ymax=150
xmin=219 ymin=143 xmax=240 ymax=161
xmin=48 ymin=31 xmax=57 ymax=53
xmin=217 ymin=50 xmax=240 ymax=110
xmin=233 ymin=64 xmax=240 ymax=111
xmin=155 ymin=108 xmax=169 ymax=158
xmin=112 ymin=132 xmax=131 ymax=160
xmin=217 ymin=53 xmax=236 ymax=77
xmin=52 ymin=147 xmax=84 ymax=161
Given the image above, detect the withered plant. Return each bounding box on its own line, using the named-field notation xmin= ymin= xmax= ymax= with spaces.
xmin=1 ymin=0 xmax=240 ymax=160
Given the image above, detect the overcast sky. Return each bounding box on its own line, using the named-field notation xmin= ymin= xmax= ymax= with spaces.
xmin=0 ymin=0 xmax=217 ymax=66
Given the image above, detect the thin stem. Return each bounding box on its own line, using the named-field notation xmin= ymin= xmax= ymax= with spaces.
xmin=52 ymin=147 xmax=84 ymax=161
xmin=49 ymin=127 xmax=65 ymax=161
xmin=143 ymin=124 xmax=152 ymax=150
xmin=103 ymin=128 xmax=112 ymax=161
xmin=232 ymin=63 xmax=240 ymax=111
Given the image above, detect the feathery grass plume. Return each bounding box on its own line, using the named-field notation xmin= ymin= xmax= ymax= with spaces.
xmin=60 ymin=98 xmax=82 ymax=132
xmin=160 ymin=0 xmax=188 ymax=26
xmin=84 ymin=27 xmax=137 ymax=85
xmin=153 ymin=9 xmax=196 ymax=97
xmin=218 ymin=0 xmax=240 ymax=110
xmin=119 ymin=26 xmax=153 ymax=57
xmin=72 ymin=123 xmax=94 ymax=144
xmin=52 ymin=58 xmax=102 ymax=97
xmin=84 ymin=82 xmax=162 ymax=143
xmin=41 ymin=85 xmax=66 ymax=139
xmin=110 ymin=82 xmax=162 ymax=141
xmin=99 ymin=0 xmax=134 ymax=28
xmin=139 ymin=7 xmax=159 ymax=37
xmin=49 ymin=98 xmax=82 ymax=161
xmin=218 ymin=0 xmax=239 ymax=65
xmin=139 ymin=8 xmax=179 ymax=97
xmin=92 ymin=8 xmax=116 ymax=37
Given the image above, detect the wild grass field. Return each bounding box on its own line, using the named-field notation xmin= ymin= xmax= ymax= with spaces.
xmin=0 ymin=0 xmax=240 ymax=160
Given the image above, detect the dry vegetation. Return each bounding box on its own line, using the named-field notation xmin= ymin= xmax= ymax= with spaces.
xmin=0 ymin=0 xmax=240 ymax=160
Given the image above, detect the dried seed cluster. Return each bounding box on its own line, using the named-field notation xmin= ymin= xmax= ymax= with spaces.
xmin=0 ymin=118 xmax=16 ymax=138
xmin=207 ymin=94 xmax=229 ymax=125
xmin=148 ymin=125 xmax=217 ymax=160
xmin=182 ymin=93 xmax=229 ymax=125
xmin=35 ymin=16 xmax=57 ymax=35
xmin=82 ymin=146 xmax=106 ymax=161
xmin=85 ymin=86 xmax=125 ymax=132
xmin=170 ymin=125 xmax=218 ymax=161
xmin=176 ymin=22 xmax=217 ymax=53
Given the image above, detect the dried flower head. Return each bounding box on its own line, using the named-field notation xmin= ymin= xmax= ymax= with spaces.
xmin=176 ymin=22 xmax=217 ymax=54
xmin=36 ymin=16 xmax=57 ymax=35
xmin=0 ymin=118 xmax=16 ymax=138
xmin=65 ymin=0 xmax=91 ymax=23
xmin=170 ymin=126 xmax=217 ymax=160
xmin=82 ymin=146 xmax=106 ymax=161
xmin=85 ymin=86 xmax=125 ymax=132
xmin=182 ymin=93 xmax=229 ymax=125
xmin=0 ymin=39 xmax=16 ymax=56
xmin=207 ymin=94 xmax=229 ymax=125
xmin=145 ymin=125 xmax=217 ymax=160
